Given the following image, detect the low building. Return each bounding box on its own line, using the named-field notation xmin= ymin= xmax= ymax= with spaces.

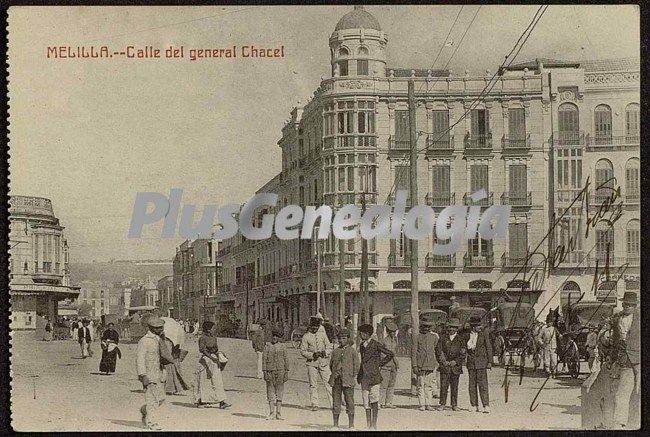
xmin=9 ymin=195 xmax=80 ymax=329
xmin=172 ymin=238 xmax=217 ymax=324
xmin=76 ymin=280 xmax=110 ymax=317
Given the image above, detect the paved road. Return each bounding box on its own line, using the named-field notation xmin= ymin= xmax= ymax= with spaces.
xmin=11 ymin=332 xmax=584 ymax=431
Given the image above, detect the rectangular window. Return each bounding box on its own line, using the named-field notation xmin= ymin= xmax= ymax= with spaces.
xmin=594 ymin=110 xmax=612 ymax=140
xmin=339 ymin=60 xmax=348 ymax=76
xmin=508 ymin=223 xmax=528 ymax=259
xmin=338 ymin=167 xmax=345 ymax=191
xmin=626 ymin=166 xmax=639 ymax=194
xmin=395 ymin=110 xmax=410 ymax=139
xmin=357 ymin=59 xmax=368 ymax=76
xmin=556 ymin=149 xmax=582 ymax=189
xmin=469 ymin=237 xmax=492 ymax=256
xmin=431 ymin=165 xmax=450 ymax=194
xmin=431 ymin=110 xmax=450 ymax=145
xmin=347 ymin=166 xmax=354 ymax=191
xmin=395 ymin=164 xmax=410 ymax=202
xmin=509 ymin=165 xmax=527 ymax=195
xmin=627 ymin=228 xmax=640 ymax=255
xmin=471 ymin=109 xmax=489 ymax=135
xmin=508 ymin=108 xmax=526 ymax=139
xmin=470 ymin=164 xmax=489 ymax=193
xmin=626 ymin=108 xmax=640 ymax=136
xmin=595 ymin=228 xmax=614 ymax=262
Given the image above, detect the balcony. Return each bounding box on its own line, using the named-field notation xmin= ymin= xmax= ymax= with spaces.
xmin=323 ymin=253 xmax=357 ymax=266
xmin=501 ymin=252 xmax=530 ymax=268
xmin=464 ymin=133 xmax=493 ymax=151
xmin=626 ymin=255 xmax=640 ymax=266
xmin=388 ymin=253 xmax=410 ymax=268
xmin=626 ymin=188 xmax=640 ymax=204
xmin=426 ymin=134 xmax=454 ymax=151
xmin=389 ymin=136 xmax=410 ymax=151
xmin=357 ymin=135 xmax=377 ymax=148
xmin=589 ymin=188 xmax=618 ymax=205
xmin=425 ymin=253 xmax=456 ymax=268
xmin=585 ymin=131 xmax=639 ymax=151
xmin=426 ymin=192 xmax=455 ymax=207
xmin=463 ymin=253 xmax=495 ymax=268
xmin=555 ymin=251 xmax=584 ymax=266
xmin=553 ymin=131 xmax=585 ymax=147
xmin=502 ymin=134 xmax=531 ymax=150
xmin=501 ymin=192 xmax=532 ymax=207
xmin=463 ymin=192 xmax=493 ymax=207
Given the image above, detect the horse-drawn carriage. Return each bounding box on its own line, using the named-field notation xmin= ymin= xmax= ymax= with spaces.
xmin=488 ymin=302 xmax=535 ymax=366
xmin=563 ymin=301 xmax=614 ymax=360
xmin=449 ymin=306 xmax=488 ymax=332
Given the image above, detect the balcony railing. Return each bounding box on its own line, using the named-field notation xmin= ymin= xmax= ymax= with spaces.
xmin=501 ymin=252 xmax=530 ymax=268
xmin=426 ymin=192 xmax=455 ymax=207
xmin=463 ymin=253 xmax=495 ymax=267
xmin=389 ymin=136 xmax=410 ymax=151
xmin=626 ymin=255 xmax=640 ymax=266
xmin=556 ymin=251 xmax=584 ymax=266
xmin=586 ymin=132 xmax=640 ymax=150
xmin=464 ymin=133 xmax=493 ymax=150
xmin=357 ymin=135 xmax=377 ymax=148
xmin=425 ymin=253 xmax=456 ymax=268
xmin=463 ymin=192 xmax=493 ymax=206
xmin=626 ymin=188 xmax=640 ymax=204
xmin=502 ymin=134 xmax=531 ymax=149
xmin=501 ymin=192 xmax=532 ymax=206
xmin=388 ymin=253 xmax=411 ymax=267
xmin=553 ymin=131 xmax=585 ymax=146
xmin=323 ymin=253 xmax=357 ymax=266
xmin=589 ymin=188 xmax=617 ymax=205
xmin=426 ymin=134 xmax=454 ymax=150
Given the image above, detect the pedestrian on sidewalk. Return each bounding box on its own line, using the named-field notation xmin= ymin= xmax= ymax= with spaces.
xmin=414 ymin=321 xmax=439 ymax=411
xmin=99 ymin=322 xmax=121 ymax=374
xmin=252 ymin=325 xmax=266 ymax=379
xmin=44 ymin=318 xmax=52 ymax=341
xmin=194 ymin=321 xmax=231 ymax=409
xmin=540 ymin=313 xmax=559 ymax=378
xmin=380 ymin=320 xmax=399 ymax=408
xmin=585 ymin=324 xmax=599 ymax=372
xmin=300 ymin=316 xmax=333 ymax=411
xmin=263 ymin=328 xmax=290 ymax=420
xmin=136 ymin=316 xmax=169 ymax=430
xmin=329 ymin=328 xmax=359 ymax=429
xmin=78 ymin=319 xmax=94 ymax=358
xmin=358 ymin=323 xmax=394 ymax=429
xmin=70 ymin=319 xmax=78 ymax=341
xmin=466 ymin=315 xmax=492 ymax=413
xmin=437 ymin=318 xmax=465 ymax=411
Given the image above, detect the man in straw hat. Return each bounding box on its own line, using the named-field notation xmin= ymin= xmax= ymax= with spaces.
xmin=300 ymin=316 xmax=333 ymax=411
xmin=609 ymin=291 xmax=640 ymax=428
xmin=437 ymin=318 xmax=466 ymax=411
xmin=414 ymin=320 xmax=439 ymax=411
xmin=136 ymin=316 xmax=169 ymax=430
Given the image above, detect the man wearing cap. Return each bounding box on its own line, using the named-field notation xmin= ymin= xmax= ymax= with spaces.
xmin=414 ymin=321 xmax=439 ymax=411
xmin=466 ymin=315 xmax=492 ymax=413
xmin=358 ymin=323 xmax=394 ymax=429
xmin=300 ymin=316 xmax=333 ymax=411
xmin=380 ymin=320 xmax=399 ymax=408
xmin=136 ymin=316 xmax=169 ymax=430
xmin=437 ymin=318 xmax=466 ymax=411
xmin=608 ymin=291 xmax=640 ymax=428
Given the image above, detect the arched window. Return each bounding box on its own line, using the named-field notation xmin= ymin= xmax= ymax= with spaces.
xmin=469 ymin=280 xmax=492 ymax=290
xmin=595 ymin=221 xmax=614 ymax=264
xmin=358 ymin=46 xmax=369 ymax=56
xmin=625 ymin=158 xmax=640 ymax=202
xmin=595 ymin=159 xmax=614 ymax=192
xmin=558 ymin=103 xmax=579 ymax=145
xmin=506 ymin=279 xmax=530 ymax=290
xmin=594 ymin=105 xmax=612 ymax=144
xmin=393 ymin=280 xmax=411 ymax=289
xmin=625 ymin=103 xmax=640 ymax=140
xmin=597 ymin=281 xmax=617 ymax=304
xmin=626 ymin=219 xmax=640 ymax=264
xmin=431 ymin=280 xmax=454 ymax=289
xmin=338 ymin=47 xmax=349 ymax=57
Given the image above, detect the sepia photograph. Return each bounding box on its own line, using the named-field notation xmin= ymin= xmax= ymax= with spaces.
xmin=7 ymin=4 xmax=641 ymax=431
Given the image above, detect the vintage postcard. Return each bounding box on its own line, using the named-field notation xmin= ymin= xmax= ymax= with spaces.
xmin=7 ymin=5 xmax=640 ymax=431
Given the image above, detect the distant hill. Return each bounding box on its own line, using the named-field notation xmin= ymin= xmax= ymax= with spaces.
xmin=69 ymin=261 xmax=172 ymax=286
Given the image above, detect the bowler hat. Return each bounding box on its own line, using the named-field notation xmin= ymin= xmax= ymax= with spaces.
xmin=272 ymin=327 xmax=284 ymax=338
xmin=468 ymin=315 xmax=483 ymax=326
xmin=545 ymin=312 xmax=555 ymax=323
xmin=309 ymin=316 xmax=322 ymax=327
xmin=447 ymin=318 xmax=461 ymax=328
xmin=619 ymin=291 xmax=638 ymax=305
xmin=420 ymin=320 xmax=435 ymax=328
xmin=385 ymin=320 xmax=398 ymax=332
xmin=358 ymin=324 xmax=374 ymax=335
xmin=147 ymin=316 xmax=165 ymax=328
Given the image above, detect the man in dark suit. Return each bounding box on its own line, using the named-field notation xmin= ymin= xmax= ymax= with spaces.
xmin=357 ymin=324 xmax=394 ymax=429
xmin=78 ymin=319 xmax=94 ymax=358
xmin=466 ymin=315 xmax=492 ymax=413
xmin=437 ymin=318 xmax=466 ymax=411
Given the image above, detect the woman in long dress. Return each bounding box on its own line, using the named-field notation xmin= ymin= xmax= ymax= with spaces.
xmin=163 ymin=336 xmax=190 ymax=394
xmin=99 ymin=323 xmax=121 ymax=374
xmin=194 ymin=321 xmax=231 ymax=409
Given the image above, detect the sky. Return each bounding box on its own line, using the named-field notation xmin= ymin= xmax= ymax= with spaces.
xmin=8 ymin=5 xmax=639 ymax=262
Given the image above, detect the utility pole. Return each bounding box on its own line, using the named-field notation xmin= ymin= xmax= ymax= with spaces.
xmin=315 ymin=227 xmax=324 ymax=317
xmin=360 ymin=193 xmax=370 ymax=324
xmin=338 ymin=194 xmax=346 ymax=326
xmin=408 ymin=80 xmax=420 ymax=368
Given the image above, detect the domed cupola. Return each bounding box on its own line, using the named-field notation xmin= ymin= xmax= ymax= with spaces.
xmin=329 ymin=6 xmax=388 ymax=78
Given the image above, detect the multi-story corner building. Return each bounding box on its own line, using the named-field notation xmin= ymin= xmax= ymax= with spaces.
xmin=172 ymin=238 xmax=217 ymax=323
xmin=156 ymin=275 xmax=174 ymax=317
xmin=216 ymin=6 xmax=639 ymax=328
xmin=9 ymin=196 xmax=80 ymax=329
xmin=76 ymin=280 xmax=111 ymax=317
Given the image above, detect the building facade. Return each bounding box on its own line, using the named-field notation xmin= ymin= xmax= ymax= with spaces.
xmin=9 ymin=195 xmax=80 ymax=329
xmin=156 ymin=275 xmax=174 ymax=317
xmin=172 ymin=238 xmax=218 ymax=323
xmin=215 ymin=6 xmax=639 ymax=329
xmin=76 ymin=280 xmax=110 ymax=317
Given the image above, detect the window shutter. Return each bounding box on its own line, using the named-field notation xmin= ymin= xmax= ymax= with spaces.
xmin=471 ymin=164 xmax=488 ymax=193
xmin=508 ymin=108 xmax=526 ymax=139
xmin=509 ymin=223 xmax=527 ymax=259
xmin=509 ymin=165 xmax=527 ymax=195
xmin=395 ymin=111 xmax=409 ymax=139
xmin=432 ymin=110 xmax=450 ymax=140
xmin=432 ymin=165 xmax=450 ymax=194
